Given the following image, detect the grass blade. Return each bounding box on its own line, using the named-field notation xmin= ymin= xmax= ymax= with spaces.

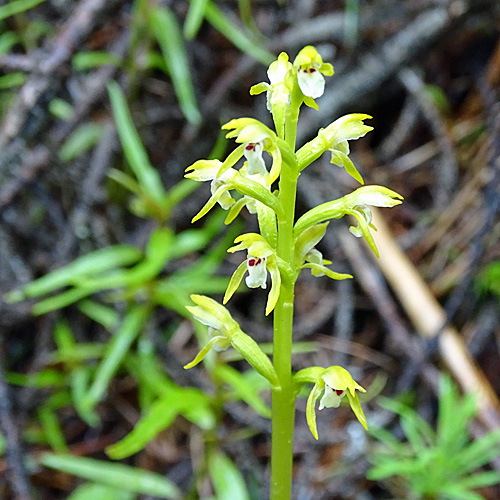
xmin=81 ymin=305 xmax=150 ymax=413
xmin=40 ymin=453 xmax=180 ymax=499
xmin=204 ymin=1 xmax=274 ymax=66
xmin=150 ymin=6 xmax=202 ymax=125
xmin=6 ymin=245 xmax=141 ymax=302
xmin=0 ymin=0 xmax=47 ymax=21
xmin=107 ymin=81 xmax=166 ymax=203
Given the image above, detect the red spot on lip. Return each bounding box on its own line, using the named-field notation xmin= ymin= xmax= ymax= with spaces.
xmin=335 ymin=389 xmax=344 ymax=396
xmin=248 ymin=257 xmax=261 ymax=267
xmin=309 ymin=68 xmax=316 ymax=73
xmin=245 ymin=143 xmax=255 ymax=150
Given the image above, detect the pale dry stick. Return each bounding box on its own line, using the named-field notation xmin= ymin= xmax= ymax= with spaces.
xmin=369 ymin=207 xmax=500 ymax=431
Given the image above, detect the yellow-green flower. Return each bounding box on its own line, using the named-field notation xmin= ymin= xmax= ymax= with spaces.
xmin=224 ymin=233 xmax=281 ymax=315
xmin=250 ymin=52 xmax=294 ymax=111
xmin=183 ymin=294 xmax=240 ymax=369
xmin=295 ymin=365 xmax=367 ymax=439
xmin=184 ymin=295 xmax=278 ymax=386
xmin=294 ymin=185 xmax=403 ymax=257
xmin=294 ymin=222 xmax=353 ymax=281
xmin=293 ymin=45 xmax=334 ymax=108
xmin=221 ymin=118 xmax=282 ymax=185
xmin=250 ymin=52 xmax=294 ymax=136
xmin=343 ymin=186 xmax=404 ymax=256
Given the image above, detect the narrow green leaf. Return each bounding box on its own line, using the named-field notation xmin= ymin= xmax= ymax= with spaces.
xmin=5 ymin=245 xmax=141 ymax=301
xmin=40 ymin=454 xmax=181 ymax=499
xmin=107 ymin=81 xmax=166 ymax=203
xmin=77 ymin=228 xmax=174 ymax=290
xmin=204 ymin=1 xmax=274 ymax=66
xmin=32 ymin=288 xmax=95 ymax=315
xmin=81 ymin=305 xmax=150 ymax=412
xmin=215 ymin=365 xmax=271 ymax=418
xmin=0 ymin=72 xmax=26 ymax=89
xmin=71 ymin=367 xmax=100 ymax=427
xmin=184 ymin=0 xmax=209 ymax=39
xmin=49 ymin=98 xmax=74 ymax=121
xmin=39 ymin=407 xmax=68 ymax=453
xmin=106 ymin=397 xmax=180 ymax=459
xmin=150 ymin=6 xmax=202 ymax=125
xmin=77 ymin=300 xmax=119 ymax=331
xmin=208 ymin=450 xmax=250 ymax=500
xmin=59 ymin=123 xmax=104 ymax=162
xmin=0 ymin=0 xmax=47 ymax=21
xmin=73 ymin=51 xmax=122 ymax=71
xmin=67 ymin=482 xmax=135 ymax=500
xmin=0 ymin=32 xmax=20 ymax=56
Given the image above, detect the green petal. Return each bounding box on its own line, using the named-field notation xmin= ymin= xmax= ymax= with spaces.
xmin=320 ymin=62 xmax=334 ymax=76
xmin=321 ymin=366 xmax=356 ymax=394
xmin=224 ymin=197 xmax=248 ymax=224
xmin=302 ymin=263 xmax=352 ymax=280
xmin=346 ymin=391 xmax=368 ymax=430
xmin=228 ymin=233 xmax=262 ymax=253
xmin=349 ymin=210 xmax=379 ymax=257
xmin=183 ymin=336 xmax=227 ymax=369
xmin=267 ymin=146 xmax=282 ymax=185
xmin=330 ymin=149 xmax=364 ymax=185
xmin=266 ymin=263 xmax=281 ymax=316
xmin=191 ymin=185 xmax=233 ymax=223
xmin=303 ymin=96 xmax=318 ymax=110
xmin=217 ymin=144 xmax=245 ymax=178
xmin=250 ymin=82 xmax=270 ymax=95
xmin=223 ymin=261 xmax=247 ymax=304
xmin=306 ymin=381 xmax=324 ymax=440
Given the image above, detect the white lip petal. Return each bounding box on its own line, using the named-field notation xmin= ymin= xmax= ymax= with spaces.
xmin=245 ymin=255 xmax=268 ymax=289
xmin=243 ymin=142 xmax=266 ymax=176
xmin=297 ymin=69 xmax=325 ymax=99
xmin=318 ymin=385 xmax=345 ymax=410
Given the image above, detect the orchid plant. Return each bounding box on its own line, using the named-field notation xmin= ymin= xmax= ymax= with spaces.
xmin=184 ymin=45 xmax=402 ymax=500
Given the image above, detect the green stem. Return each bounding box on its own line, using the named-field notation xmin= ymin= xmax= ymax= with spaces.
xmin=270 ymin=157 xmax=298 ymax=500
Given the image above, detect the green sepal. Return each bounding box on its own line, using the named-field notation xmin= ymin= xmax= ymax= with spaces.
xmin=303 ymin=96 xmax=318 ymax=110
xmin=223 ymin=260 xmax=247 ymax=305
xmin=306 ymin=381 xmax=324 ymax=440
xmin=294 ymin=185 xmax=403 ymax=238
xmin=266 ymin=261 xmax=281 ymax=315
xmin=348 ymin=209 xmax=379 ymax=257
xmin=191 ymin=184 xmax=234 ymax=223
xmin=183 ymin=336 xmax=229 ymax=369
xmin=302 ymin=263 xmax=353 ymax=281
xmin=346 ymin=390 xmax=368 ymax=430
xmin=224 ymin=196 xmax=248 ymax=224
xmin=249 ymin=82 xmax=269 ymax=95
xmin=217 ymin=144 xmax=245 ymax=178
xmin=330 ymin=149 xmax=364 ymax=184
